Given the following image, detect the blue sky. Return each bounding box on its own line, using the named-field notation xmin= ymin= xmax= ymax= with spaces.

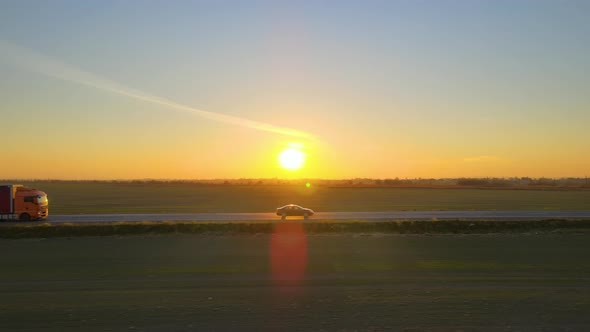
xmin=1 ymin=0 xmax=589 ymax=179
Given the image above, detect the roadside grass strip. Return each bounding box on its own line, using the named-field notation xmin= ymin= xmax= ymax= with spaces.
xmin=1 ymin=219 xmax=590 ymax=238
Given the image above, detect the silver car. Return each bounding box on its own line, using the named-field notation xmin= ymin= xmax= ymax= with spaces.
xmin=276 ymin=204 xmax=314 ymax=219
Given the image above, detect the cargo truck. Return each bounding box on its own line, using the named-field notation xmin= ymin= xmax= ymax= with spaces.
xmin=0 ymin=185 xmax=48 ymax=221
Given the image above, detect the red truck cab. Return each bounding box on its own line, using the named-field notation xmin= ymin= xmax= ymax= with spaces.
xmin=0 ymin=185 xmax=49 ymax=221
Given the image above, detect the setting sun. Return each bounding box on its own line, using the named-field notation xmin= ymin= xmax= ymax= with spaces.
xmin=278 ymin=147 xmax=306 ymax=171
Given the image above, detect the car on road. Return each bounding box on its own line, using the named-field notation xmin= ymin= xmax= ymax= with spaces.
xmin=276 ymin=204 xmax=314 ymax=219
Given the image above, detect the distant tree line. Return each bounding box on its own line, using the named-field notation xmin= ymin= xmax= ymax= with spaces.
xmin=2 ymin=177 xmax=589 ymax=188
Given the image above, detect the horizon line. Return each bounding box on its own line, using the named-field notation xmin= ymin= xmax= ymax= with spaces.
xmin=2 ymin=177 xmax=588 ymax=182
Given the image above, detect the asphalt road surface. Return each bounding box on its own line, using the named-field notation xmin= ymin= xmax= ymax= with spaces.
xmin=45 ymin=210 xmax=590 ymax=223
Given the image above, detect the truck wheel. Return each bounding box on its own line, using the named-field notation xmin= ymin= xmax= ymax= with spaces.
xmin=19 ymin=213 xmax=31 ymax=222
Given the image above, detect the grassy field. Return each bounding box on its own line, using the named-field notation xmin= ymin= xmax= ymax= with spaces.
xmin=1 ymin=233 xmax=589 ymax=331
xmin=13 ymin=181 xmax=590 ymax=214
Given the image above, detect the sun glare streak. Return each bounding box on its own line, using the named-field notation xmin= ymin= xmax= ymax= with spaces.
xmin=0 ymin=40 xmax=315 ymax=140
xmin=270 ymin=222 xmax=307 ymax=288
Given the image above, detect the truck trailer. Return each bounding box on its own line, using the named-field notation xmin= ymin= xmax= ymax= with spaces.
xmin=0 ymin=185 xmax=48 ymax=221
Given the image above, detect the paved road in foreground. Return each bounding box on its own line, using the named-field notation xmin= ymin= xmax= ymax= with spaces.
xmin=45 ymin=210 xmax=590 ymax=223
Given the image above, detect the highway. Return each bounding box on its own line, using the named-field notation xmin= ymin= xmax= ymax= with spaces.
xmin=45 ymin=210 xmax=590 ymax=223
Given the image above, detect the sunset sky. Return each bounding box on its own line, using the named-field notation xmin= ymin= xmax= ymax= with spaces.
xmin=1 ymin=0 xmax=589 ymax=179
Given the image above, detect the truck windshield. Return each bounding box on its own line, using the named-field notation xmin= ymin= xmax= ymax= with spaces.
xmin=36 ymin=195 xmax=48 ymax=205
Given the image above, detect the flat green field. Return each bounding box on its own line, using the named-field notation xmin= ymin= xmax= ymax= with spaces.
xmin=16 ymin=181 xmax=590 ymax=214
xmin=1 ymin=233 xmax=589 ymax=331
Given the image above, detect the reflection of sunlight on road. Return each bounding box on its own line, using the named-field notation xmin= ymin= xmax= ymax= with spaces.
xmin=270 ymin=222 xmax=308 ymax=295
